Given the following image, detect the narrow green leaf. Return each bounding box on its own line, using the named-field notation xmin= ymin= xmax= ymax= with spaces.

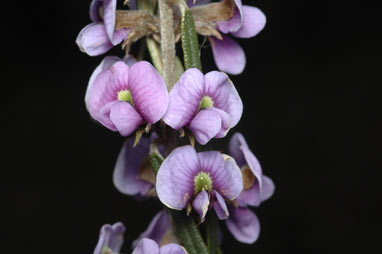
xmin=149 ymin=152 xmax=163 ymax=174
xmin=181 ymin=9 xmax=202 ymax=70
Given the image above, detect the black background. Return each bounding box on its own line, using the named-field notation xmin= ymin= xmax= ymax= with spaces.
xmin=2 ymin=1 xmax=380 ymax=253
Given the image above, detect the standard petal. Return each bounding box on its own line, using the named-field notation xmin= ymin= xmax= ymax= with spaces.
xmin=197 ymin=152 xmax=242 ymax=200
xmin=133 ymin=238 xmax=160 ymax=254
xmin=94 ymin=222 xmax=125 ymax=254
xmin=212 ymin=190 xmax=229 ymax=220
xmin=157 ymin=146 xmax=199 ymax=210
xmin=231 ymin=6 xmax=266 ymax=38
xmin=188 ymin=108 xmax=221 ymax=145
xmin=129 ymin=61 xmax=169 ymax=123
xmin=90 ymin=0 xmax=102 ymax=22
xmin=103 ymin=0 xmax=117 ymax=42
xmin=163 ymin=68 xmax=205 ymax=129
xmin=217 ymin=0 xmax=243 ymax=33
xmin=260 ymin=175 xmax=275 ymax=202
xmin=76 ymin=22 xmax=113 ymax=56
xmin=226 ymin=207 xmax=260 ymax=244
xmin=192 ymin=190 xmax=210 ymax=220
xmin=228 ymin=132 xmax=248 ymax=167
xmin=110 ymin=102 xmax=144 ymax=136
xmin=210 ymin=36 xmax=246 ymax=75
xmin=113 ymin=136 xmax=153 ymax=196
xmin=160 ymin=244 xmax=187 ymax=254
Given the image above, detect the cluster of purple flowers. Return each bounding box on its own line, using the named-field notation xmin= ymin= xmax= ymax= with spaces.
xmin=77 ymin=0 xmax=274 ymax=253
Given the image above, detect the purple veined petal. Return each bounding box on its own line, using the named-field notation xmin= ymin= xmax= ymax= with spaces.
xmin=111 ymin=28 xmax=129 ymax=46
xmin=163 ymin=68 xmax=205 ymax=129
xmin=260 ymin=175 xmax=275 ymax=202
xmin=212 ymin=190 xmax=229 ymax=220
xmin=76 ymin=22 xmax=114 ymax=56
xmin=204 ymin=71 xmax=243 ymax=129
xmin=228 ymin=132 xmax=248 ymax=167
xmin=160 ymin=244 xmax=187 ymax=254
xmin=192 ymin=190 xmax=210 ymax=220
xmin=86 ymin=56 xmax=122 ymax=108
xmin=129 ymin=61 xmax=169 ymax=123
xmin=133 ymin=210 xmax=171 ymax=248
xmin=133 ymin=238 xmax=160 ymax=254
xmin=97 ymin=101 xmax=119 ymax=131
xmin=102 ymin=0 xmax=117 ymax=42
xmin=210 ymin=36 xmax=246 ymax=75
xmin=157 ymin=146 xmax=200 ymax=210
xmin=197 ymin=152 xmax=243 ymax=200
xmin=235 ymin=180 xmax=260 ymax=207
xmin=241 ymin=145 xmax=263 ymax=206
xmin=113 ymin=136 xmax=153 ymax=196
xmin=110 ymin=102 xmax=144 ymax=136
xmin=188 ymin=108 xmax=221 ymax=145
xmin=231 ymin=6 xmax=266 ymax=38
xmin=217 ymin=0 xmax=243 ymax=34
xmin=87 ymin=61 xmax=129 ymax=118
xmin=90 ymin=0 xmax=102 ymax=22
xmin=93 ymin=222 xmax=125 ymax=254
xmin=226 ymin=207 xmax=260 ymax=244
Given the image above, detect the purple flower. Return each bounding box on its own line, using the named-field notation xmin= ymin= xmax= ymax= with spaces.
xmin=133 ymin=238 xmax=186 ymax=254
xmin=212 ymin=0 xmax=266 ymax=75
xmin=224 ymin=132 xmax=275 ymax=244
xmin=76 ymin=0 xmax=128 ymax=56
xmin=86 ymin=60 xmax=168 ymax=136
xmin=94 ymin=222 xmax=125 ymax=254
xmin=163 ymin=68 xmax=243 ymax=145
xmin=156 ymin=145 xmax=243 ymax=220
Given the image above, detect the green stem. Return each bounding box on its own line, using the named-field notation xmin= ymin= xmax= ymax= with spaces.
xmin=181 ymin=9 xmax=202 ymax=70
xmin=146 ymin=37 xmax=163 ymax=74
xmin=206 ymin=212 xmax=221 ymax=254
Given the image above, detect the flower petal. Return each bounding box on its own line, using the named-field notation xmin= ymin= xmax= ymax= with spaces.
xmin=210 ymin=36 xmax=246 ymax=75
xmin=157 ymin=146 xmax=199 ymax=210
xmin=235 ymin=181 xmax=260 ymax=207
xmin=228 ymin=132 xmax=248 ymax=167
xmin=113 ymin=136 xmax=153 ymax=196
xmin=103 ymin=0 xmax=117 ymax=42
xmin=94 ymin=222 xmax=125 ymax=254
xmin=212 ymin=190 xmax=229 ymax=220
xmin=76 ymin=22 xmax=113 ymax=56
xmin=197 ymin=152 xmax=243 ymax=200
xmin=163 ymin=68 xmax=204 ymax=129
xmin=110 ymin=102 xmax=144 ymax=136
xmin=129 ymin=61 xmax=169 ymax=123
xmin=160 ymin=244 xmax=187 ymax=254
xmin=231 ymin=6 xmax=266 ymax=38
xmin=217 ymin=0 xmax=243 ymax=33
xmin=98 ymin=101 xmax=119 ymax=131
xmin=226 ymin=207 xmax=260 ymax=244
xmin=241 ymin=145 xmax=263 ymax=206
xmin=260 ymin=175 xmax=275 ymax=202
xmin=188 ymin=108 xmax=221 ymax=145
xmin=192 ymin=190 xmax=210 ymax=220
xmin=90 ymin=0 xmax=102 ymax=22
xmin=133 ymin=238 xmax=160 ymax=254
xmin=211 ymin=108 xmax=231 ymax=138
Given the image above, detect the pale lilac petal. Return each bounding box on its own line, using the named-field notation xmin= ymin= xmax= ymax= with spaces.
xmin=90 ymin=0 xmax=102 ymax=22
xmin=76 ymin=22 xmax=113 ymax=56
xmin=192 ymin=190 xmax=210 ymax=220
xmin=212 ymin=190 xmax=229 ymax=220
xmin=204 ymin=71 xmax=243 ymax=129
xmin=235 ymin=181 xmax=260 ymax=207
xmin=160 ymin=244 xmax=187 ymax=254
xmin=129 ymin=61 xmax=169 ymax=123
xmin=133 ymin=238 xmax=160 ymax=254
xmin=226 ymin=207 xmax=260 ymax=244
xmin=228 ymin=132 xmax=248 ymax=167
xmin=94 ymin=222 xmax=125 ymax=254
xmin=210 ymin=36 xmax=246 ymax=75
xmin=111 ymin=28 xmax=129 ymax=46
xmin=103 ymin=0 xmax=117 ymax=42
xmin=217 ymin=0 xmax=243 ymax=33
xmin=163 ymin=68 xmax=204 ymax=129
xmin=133 ymin=210 xmax=171 ymax=248
xmin=98 ymin=101 xmax=119 ymax=131
xmin=197 ymin=152 xmax=243 ymax=200
xmin=157 ymin=146 xmax=199 ymax=210
xmin=188 ymin=108 xmax=221 ymax=145
xmin=260 ymin=175 xmax=275 ymax=202
xmin=211 ymin=108 xmax=230 ymax=138
xmin=113 ymin=136 xmax=153 ymax=196
xmin=241 ymin=145 xmax=263 ymax=206
xmin=110 ymin=102 xmax=144 ymax=136
xmin=231 ymin=6 xmax=266 ymax=38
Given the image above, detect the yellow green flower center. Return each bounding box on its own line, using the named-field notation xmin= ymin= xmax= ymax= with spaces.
xmin=194 ymin=171 xmax=213 ymax=194
xmin=118 ymin=89 xmax=133 ymax=105
xmin=199 ymin=96 xmax=214 ymax=110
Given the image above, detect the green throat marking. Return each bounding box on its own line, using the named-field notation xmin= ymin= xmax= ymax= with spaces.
xmin=194 ymin=171 xmax=213 ymax=194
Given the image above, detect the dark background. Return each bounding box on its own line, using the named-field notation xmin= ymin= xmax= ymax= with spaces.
xmin=2 ymin=1 xmax=380 ymax=253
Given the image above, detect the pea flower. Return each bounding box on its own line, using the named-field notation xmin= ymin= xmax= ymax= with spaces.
xmin=211 ymin=0 xmax=266 ymax=74
xmin=86 ymin=60 xmax=168 ymax=136
xmin=225 ymin=132 xmax=275 ymax=244
xmin=76 ymin=0 xmax=128 ymax=56
xmin=133 ymin=238 xmax=186 ymax=254
xmin=157 ymin=145 xmax=243 ymax=220
xmin=163 ymin=68 xmax=242 ymax=145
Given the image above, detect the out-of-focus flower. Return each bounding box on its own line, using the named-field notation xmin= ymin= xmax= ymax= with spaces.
xmin=86 ymin=60 xmax=168 ymax=136
xmin=157 ymin=145 xmax=243 ymax=221
xmin=133 ymin=238 xmax=186 ymax=254
xmin=93 ymin=222 xmax=125 ymax=254
xmin=163 ymin=68 xmax=242 ymax=145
